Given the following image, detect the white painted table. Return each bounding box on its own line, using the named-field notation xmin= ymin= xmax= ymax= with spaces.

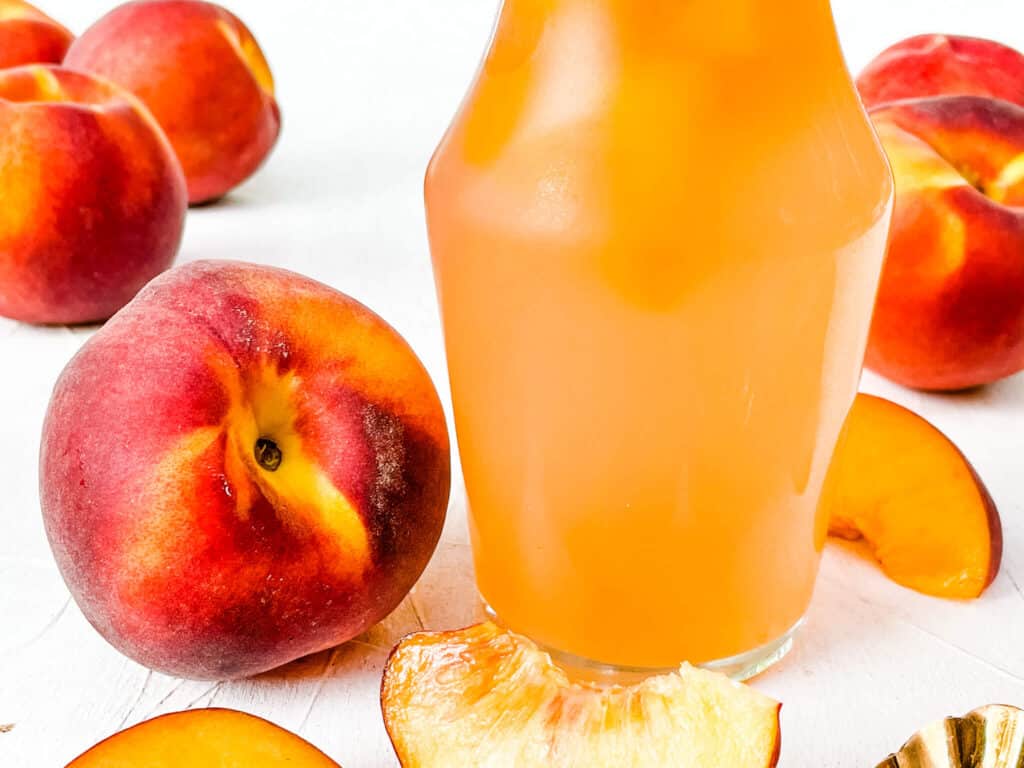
xmin=2 ymin=1 xmax=1023 ymax=765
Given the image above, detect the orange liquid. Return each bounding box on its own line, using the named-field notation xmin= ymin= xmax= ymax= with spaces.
xmin=427 ymin=0 xmax=892 ymax=669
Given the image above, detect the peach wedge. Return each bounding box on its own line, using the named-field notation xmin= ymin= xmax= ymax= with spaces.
xmin=381 ymin=622 xmax=782 ymax=768
xmin=67 ymin=709 xmax=340 ymax=767
xmin=865 ymin=97 xmax=1024 ymax=390
xmin=828 ymin=394 xmax=1002 ymax=598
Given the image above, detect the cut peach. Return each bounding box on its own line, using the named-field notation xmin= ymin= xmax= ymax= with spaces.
xmin=828 ymin=394 xmax=1002 ymax=598
xmin=381 ymin=622 xmax=781 ymax=767
xmin=67 ymin=708 xmax=340 ymax=767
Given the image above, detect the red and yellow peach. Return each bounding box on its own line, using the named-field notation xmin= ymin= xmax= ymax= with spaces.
xmin=65 ymin=0 xmax=281 ymax=205
xmin=0 ymin=66 xmax=186 ymax=324
xmin=68 ymin=709 xmax=341 ymax=767
xmin=41 ymin=260 xmax=450 ymax=680
xmin=0 ymin=0 xmax=72 ymax=69
xmin=865 ymin=97 xmax=1024 ymax=390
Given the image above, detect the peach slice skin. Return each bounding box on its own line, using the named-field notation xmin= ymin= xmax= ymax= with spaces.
xmin=66 ymin=708 xmax=340 ymax=767
xmin=381 ymin=622 xmax=781 ymax=768
xmin=828 ymin=394 xmax=1002 ymax=598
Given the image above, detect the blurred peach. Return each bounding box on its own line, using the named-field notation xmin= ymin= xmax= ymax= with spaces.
xmin=66 ymin=0 xmax=280 ymax=204
xmin=0 ymin=0 xmax=72 ymax=69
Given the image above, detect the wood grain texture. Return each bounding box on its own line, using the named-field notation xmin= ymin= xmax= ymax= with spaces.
xmin=2 ymin=1 xmax=1024 ymax=766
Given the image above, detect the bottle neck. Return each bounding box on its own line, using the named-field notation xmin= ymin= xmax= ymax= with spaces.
xmin=494 ymin=0 xmax=837 ymax=61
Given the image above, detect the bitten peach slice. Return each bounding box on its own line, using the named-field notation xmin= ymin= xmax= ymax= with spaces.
xmin=828 ymin=394 xmax=1001 ymax=598
xmin=67 ymin=709 xmax=340 ymax=767
xmin=858 ymin=35 xmax=1024 ymax=109
xmin=41 ymin=261 xmax=451 ymax=680
xmin=381 ymin=622 xmax=782 ymax=768
xmin=0 ymin=0 xmax=73 ymax=68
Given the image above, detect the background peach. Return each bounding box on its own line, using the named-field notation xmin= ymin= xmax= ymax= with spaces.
xmin=0 ymin=0 xmax=72 ymax=68
xmin=865 ymin=97 xmax=1024 ymax=390
xmin=68 ymin=709 xmax=341 ymax=767
xmin=0 ymin=65 xmax=186 ymax=324
xmin=65 ymin=0 xmax=281 ymax=204
xmin=41 ymin=260 xmax=451 ymax=680
xmin=858 ymin=34 xmax=1024 ymax=109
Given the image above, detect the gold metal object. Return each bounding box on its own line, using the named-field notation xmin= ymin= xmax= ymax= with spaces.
xmin=878 ymin=705 xmax=1024 ymax=767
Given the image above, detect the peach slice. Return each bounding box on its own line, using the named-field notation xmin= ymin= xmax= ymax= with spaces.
xmin=864 ymin=98 xmax=1024 ymax=391
xmin=67 ymin=709 xmax=340 ymax=766
xmin=381 ymin=622 xmax=782 ymax=767
xmin=0 ymin=0 xmax=73 ymax=68
xmin=828 ymin=394 xmax=1002 ymax=598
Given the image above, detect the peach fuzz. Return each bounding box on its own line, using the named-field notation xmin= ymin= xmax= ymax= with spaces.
xmin=68 ymin=709 xmax=340 ymax=766
xmin=41 ymin=260 xmax=451 ymax=680
xmin=865 ymin=97 xmax=1024 ymax=390
xmin=858 ymin=35 xmax=1024 ymax=110
xmin=0 ymin=0 xmax=72 ymax=68
xmin=0 ymin=66 xmax=186 ymax=324
xmin=65 ymin=0 xmax=281 ymax=205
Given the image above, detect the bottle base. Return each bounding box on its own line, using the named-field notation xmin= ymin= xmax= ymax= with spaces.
xmin=482 ymin=600 xmax=802 ymax=684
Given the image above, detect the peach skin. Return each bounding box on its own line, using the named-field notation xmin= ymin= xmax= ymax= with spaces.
xmin=65 ymin=0 xmax=281 ymax=204
xmin=866 ymin=97 xmax=1024 ymax=390
xmin=0 ymin=66 xmax=186 ymax=325
xmin=68 ymin=709 xmax=341 ymax=767
xmin=41 ymin=260 xmax=451 ymax=680
xmin=0 ymin=0 xmax=72 ymax=68
xmin=858 ymin=35 xmax=1024 ymax=110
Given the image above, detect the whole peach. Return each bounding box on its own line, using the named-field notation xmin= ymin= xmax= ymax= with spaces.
xmin=866 ymin=97 xmax=1024 ymax=390
xmin=858 ymin=35 xmax=1024 ymax=110
xmin=65 ymin=0 xmax=281 ymax=205
xmin=41 ymin=260 xmax=451 ymax=680
xmin=0 ymin=0 xmax=73 ymax=68
xmin=0 ymin=66 xmax=186 ymax=324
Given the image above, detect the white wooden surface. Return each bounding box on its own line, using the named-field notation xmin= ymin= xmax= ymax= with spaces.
xmin=2 ymin=1 xmax=1024 ymax=765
